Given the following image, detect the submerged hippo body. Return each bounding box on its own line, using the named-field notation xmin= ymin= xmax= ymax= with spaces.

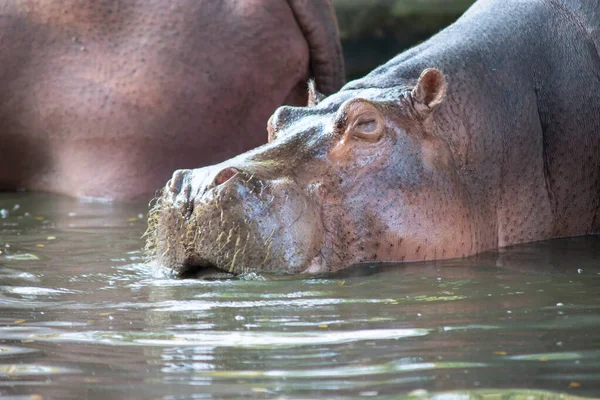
xmin=149 ymin=0 xmax=600 ymax=277
xmin=0 ymin=0 xmax=343 ymax=201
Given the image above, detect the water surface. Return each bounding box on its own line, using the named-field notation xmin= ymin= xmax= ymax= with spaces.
xmin=1 ymin=193 xmax=599 ymax=399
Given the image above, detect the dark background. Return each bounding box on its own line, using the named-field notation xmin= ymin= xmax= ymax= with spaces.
xmin=333 ymin=0 xmax=476 ymax=80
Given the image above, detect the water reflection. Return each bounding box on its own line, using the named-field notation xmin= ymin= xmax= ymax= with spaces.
xmin=1 ymin=193 xmax=600 ymax=399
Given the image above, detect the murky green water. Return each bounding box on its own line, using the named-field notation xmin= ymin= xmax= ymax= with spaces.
xmin=1 ymin=193 xmax=599 ymax=399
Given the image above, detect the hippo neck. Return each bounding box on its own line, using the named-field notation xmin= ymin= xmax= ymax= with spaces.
xmin=340 ymin=0 xmax=600 ymax=251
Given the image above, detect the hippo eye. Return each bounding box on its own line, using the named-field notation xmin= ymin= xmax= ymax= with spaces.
xmin=349 ymin=110 xmax=383 ymax=142
xmin=355 ymin=117 xmax=377 ymax=134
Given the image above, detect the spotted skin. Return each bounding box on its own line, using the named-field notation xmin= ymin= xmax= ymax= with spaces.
xmin=150 ymin=0 xmax=600 ymax=276
xmin=0 ymin=0 xmax=344 ymax=200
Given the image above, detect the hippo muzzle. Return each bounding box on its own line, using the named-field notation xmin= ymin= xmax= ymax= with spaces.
xmin=146 ymin=160 xmax=325 ymax=278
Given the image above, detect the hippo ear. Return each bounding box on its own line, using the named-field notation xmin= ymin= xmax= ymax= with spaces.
xmin=307 ymin=79 xmax=326 ymax=107
xmin=410 ymin=68 xmax=447 ymax=115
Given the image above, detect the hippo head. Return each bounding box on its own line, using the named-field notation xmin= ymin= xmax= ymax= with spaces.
xmin=146 ymin=69 xmax=477 ymax=278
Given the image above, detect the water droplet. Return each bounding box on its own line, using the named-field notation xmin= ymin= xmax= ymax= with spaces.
xmin=360 ymin=391 xmax=379 ymax=397
xmin=408 ymin=389 xmax=428 ymax=397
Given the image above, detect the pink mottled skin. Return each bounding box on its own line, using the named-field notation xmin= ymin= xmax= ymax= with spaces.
xmin=0 ymin=0 xmax=344 ymax=201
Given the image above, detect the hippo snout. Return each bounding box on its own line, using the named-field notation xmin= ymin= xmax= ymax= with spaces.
xmin=165 ymin=165 xmax=242 ymax=201
xmin=160 ymin=165 xmax=248 ymax=231
xmin=147 ymin=159 xmax=325 ymax=277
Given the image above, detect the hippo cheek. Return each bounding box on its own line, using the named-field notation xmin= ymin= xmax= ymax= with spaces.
xmin=242 ymin=183 xmax=325 ymax=275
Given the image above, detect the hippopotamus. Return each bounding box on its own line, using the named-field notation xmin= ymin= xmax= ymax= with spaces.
xmin=147 ymin=0 xmax=600 ymax=278
xmin=0 ymin=0 xmax=343 ymax=201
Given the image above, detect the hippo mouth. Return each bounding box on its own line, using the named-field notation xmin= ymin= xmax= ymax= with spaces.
xmin=178 ymin=260 xmax=236 ymax=280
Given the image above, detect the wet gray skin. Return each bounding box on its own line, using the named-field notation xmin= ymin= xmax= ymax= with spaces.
xmin=148 ymin=0 xmax=600 ymax=277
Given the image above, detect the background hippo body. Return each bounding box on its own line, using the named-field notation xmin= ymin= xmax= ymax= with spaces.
xmin=0 ymin=0 xmax=343 ymax=200
xmin=153 ymin=0 xmax=600 ymax=276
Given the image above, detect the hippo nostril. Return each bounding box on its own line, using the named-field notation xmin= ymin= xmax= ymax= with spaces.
xmin=168 ymin=169 xmax=191 ymax=194
xmin=213 ymin=167 xmax=239 ymax=186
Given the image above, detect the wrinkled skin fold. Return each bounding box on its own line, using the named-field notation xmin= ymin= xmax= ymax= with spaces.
xmin=147 ymin=0 xmax=600 ymax=277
